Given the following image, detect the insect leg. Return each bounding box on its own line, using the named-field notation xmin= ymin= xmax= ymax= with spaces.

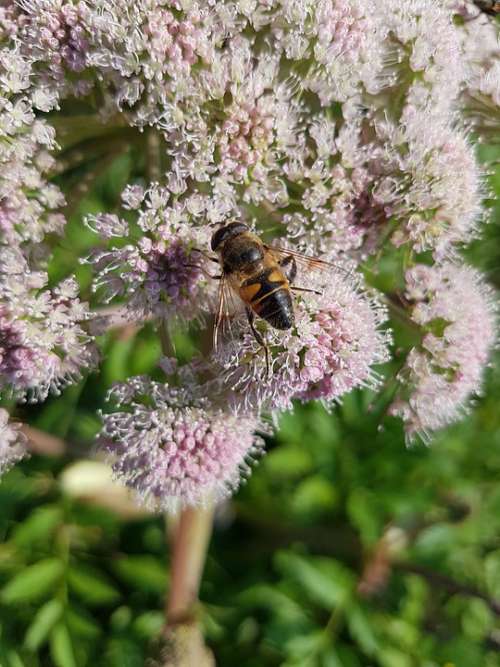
xmin=278 ymin=254 xmax=297 ymax=283
xmin=191 ymin=248 xmax=219 ymax=264
xmin=182 ymin=263 xmax=221 ymax=280
xmin=246 ymin=307 xmax=270 ymax=379
xmin=291 ymin=286 xmax=322 ymax=295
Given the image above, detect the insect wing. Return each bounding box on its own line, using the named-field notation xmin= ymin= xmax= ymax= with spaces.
xmin=213 ymin=274 xmax=242 ymax=350
xmin=265 ymin=244 xmax=343 ymax=281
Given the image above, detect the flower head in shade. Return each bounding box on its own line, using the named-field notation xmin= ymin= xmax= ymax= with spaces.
xmin=99 ymin=373 xmax=265 ymax=511
xmin=0 ymin=248 xmax=96 ymax=401
xmin=383 ymin=119 xmax=483 ymax=258
xmin=86 ymin=185 xmax=218 ymax=324
xmin=0 ymin=408 xmax=28 ymax=475
xmin=390 ymin=263 xmax=497 ymax=442
xmin=373 ymin=0 xmax=465 ymax=119
xmin=215 ymin=266 xmax=391 ymax=412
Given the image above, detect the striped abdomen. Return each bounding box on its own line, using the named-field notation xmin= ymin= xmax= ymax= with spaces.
xmin=239 ymin=267 xmax=294 ymax=330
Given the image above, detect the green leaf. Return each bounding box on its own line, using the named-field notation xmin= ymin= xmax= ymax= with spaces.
xmin=384 ymin=618 xmax=419 ymax=650
xmin=335 ymin=644 xmax=363 ymax=667
xmin=292 ymin=476 xmax=338 ymax=517
xmin=70 ymin=412 xmax=102 ymax=441
xmin=346 ymin=604 xmax=379 ymax=656
xmin=285 ymin=631 xmax=324 ymax=659
xmin=264 ymin=448 xmax=313 ymax=478
xmin=24 ymin=599 xmax=64 ymax=651
xmin=33 ymin=385 xmax=83 ymax=437
xmin=414 ymin=523 xmax=456 ymax=557
xmin=66 ymin=605 xmax=101 ymax=640
xmin=461 ymin=599 xmax=495 ymax=641
xmin=12 ymin=505 xmax=62 ymax=548
xmin=1 ymin=558 xmax=63 ymax=604
xmin=238 ymin=584 xmax=308 ymax=621
xmin=321 ymin=648 xmax=344 ymax=667
xmin=0 ymin=643 xmax=26 ymax=667
xmin=378 ymin=647 xmax=413 ymax=667
xmin=67 ymin=564 xmax=120 ymax=606
xmin=103 ymin=637 xmax=143 ymax=667
xmin=132 ymin=611 xmax=164 ymax=640
xmin=99 ymin=151 xmax=133 ymax=202
xmin=112 ymin=556 xmax=167 ymax=593
xmin=484 ymin=550 xmax=500 ymax=598
xmin=400 ymin=575 xmax=428 ymax=625
xmin=50 ymin=624 xmax=77 ymax=667
xmin=110 ymin=606 xmax=132 ymax=631
xmin=275 ymin=552 xmax=354 ymax=610
xmin=346 ymin=489 xmax=381 ymax=546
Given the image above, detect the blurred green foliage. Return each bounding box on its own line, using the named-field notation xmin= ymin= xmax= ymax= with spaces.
xmin=1 ymin=132 xmax=500 ymax=667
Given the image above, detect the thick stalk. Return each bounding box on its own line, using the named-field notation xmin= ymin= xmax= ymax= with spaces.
xmin=166 ymin=505 xmax=215 ymax=625
xmin=162 ymin=505 xmax=215 ymax=667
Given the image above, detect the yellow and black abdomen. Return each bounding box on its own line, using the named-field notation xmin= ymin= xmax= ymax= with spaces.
xmin=239 ymin=267 xmax=294 ymax=330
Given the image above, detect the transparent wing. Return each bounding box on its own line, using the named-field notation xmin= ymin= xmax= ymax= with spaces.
xmin=265 ymin=244 xmax=346 ymax=279
xmin=213 ymin=274 xmax=228 ymax=351
xmin=213 ymin=274 xmax=244 ymax=350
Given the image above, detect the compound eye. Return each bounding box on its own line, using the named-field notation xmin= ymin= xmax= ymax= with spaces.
xmin=211 ymin=222 xmax=249 ymax=251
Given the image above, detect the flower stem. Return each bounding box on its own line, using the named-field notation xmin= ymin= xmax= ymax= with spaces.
xmin=166 ymin=505 xmax=214 ymax=624
xmin=163 ymin=505 xmax=215 ymax=667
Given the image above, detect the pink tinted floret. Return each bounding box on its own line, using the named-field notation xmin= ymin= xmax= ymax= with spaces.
xmin=99 ymin=376 xmax=264 ymax=511
xmin=390 ymin=263 xmax=497 ymax=441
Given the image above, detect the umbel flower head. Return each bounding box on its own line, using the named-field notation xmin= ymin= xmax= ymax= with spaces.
xmin=0 ymin=248 xmax=96 ymax=401
xmin=390 ymin=263 xmax=498 ymax=442
xmin=0 ymin=0 xmax=497 ymax=511
xmin=86 ymin=184 xmax=217 ymax=324
xmin=99 ymin=371 xmax=265 ymax=512
xmin=0 ymin=408 xmax=28 ymax=474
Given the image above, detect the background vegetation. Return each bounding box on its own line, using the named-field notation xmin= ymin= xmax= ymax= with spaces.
xmin=0 ymin=135 xmax=499 ymax=667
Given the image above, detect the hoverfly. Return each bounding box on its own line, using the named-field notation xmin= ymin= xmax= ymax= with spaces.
xmin=203 ymin=221 xmax=337 ymax=375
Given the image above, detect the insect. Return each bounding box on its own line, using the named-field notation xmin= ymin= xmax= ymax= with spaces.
xmin=472 ymin=0 xmax=500 ymax=15
xmin=204 ymin=221 xmax=335 ymax=376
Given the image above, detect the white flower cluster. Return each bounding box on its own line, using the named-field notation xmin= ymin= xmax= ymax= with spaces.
xmin=0 ymin=0 xmax=497 ymax=507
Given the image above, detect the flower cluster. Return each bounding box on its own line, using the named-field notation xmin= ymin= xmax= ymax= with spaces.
xmin=99 ymin=373 xmax=264 ymax=511
xmin=390 ymin=263 xmax=497 ymax=441
xmin=0 ymin=0 xmax=497 ymax=509
xmin=86 ymin=185 xmax=218 ymax=324
xmin=0 ymin=247 xmax=95 ymax=401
